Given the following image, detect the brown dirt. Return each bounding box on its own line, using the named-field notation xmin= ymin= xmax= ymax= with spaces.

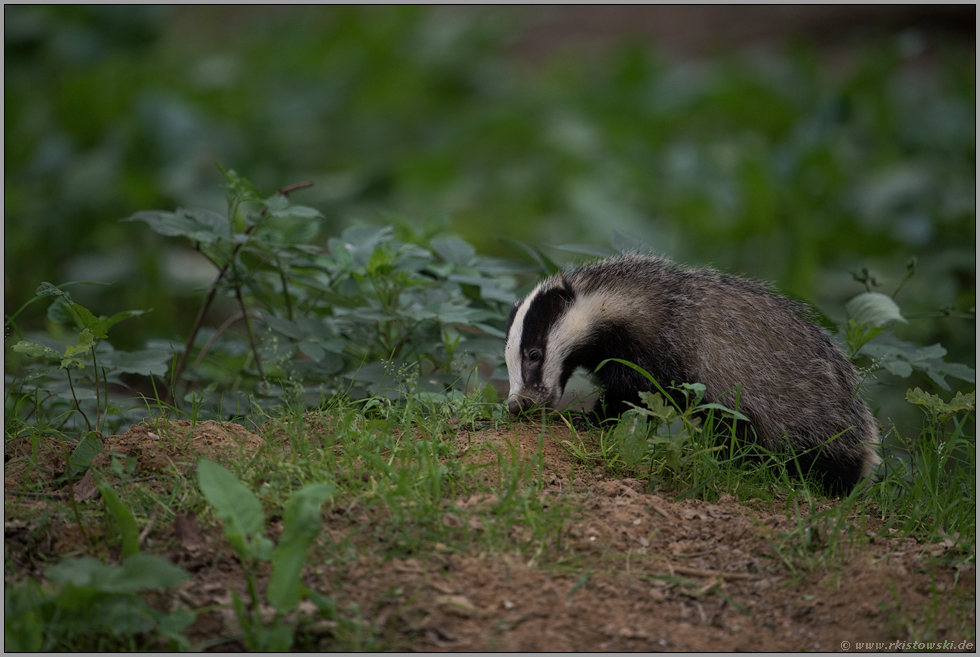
xmin=3 ymin=419 xmax=974 ymax=651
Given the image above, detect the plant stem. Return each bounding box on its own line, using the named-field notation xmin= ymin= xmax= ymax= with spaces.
xmin=276 ymin=256 xmax=293 ymax=321
xmin=66 ymin=368 xmax=92 ymax=432
xmin=167 ymin=180 xmax=312 ymax=403
xmin=235 ymin=286 xmax=265 ymax=382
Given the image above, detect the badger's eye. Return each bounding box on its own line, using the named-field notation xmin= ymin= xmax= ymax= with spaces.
xmin=527 ymin=349 xmax=542 ymax=363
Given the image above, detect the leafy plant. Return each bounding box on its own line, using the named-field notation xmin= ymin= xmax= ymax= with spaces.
xmin=8 ymin=283 xmax=166 ymax=438
xmin=844 ymin=260 xmax=975 ymax=392
xmin=589 ymin=358 xmax=750 ymax=490
xmin=122 ymin=169 xmax=524 ymax=419
xmin=196 ymin=458 xmax=335 ymax=651
xmin=4 ymin=554 xmax=191 ymax=651
xmin=880 ymin=388 xmax=976 ymax=552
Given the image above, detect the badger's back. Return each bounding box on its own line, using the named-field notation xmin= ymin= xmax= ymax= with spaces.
xmin=505 ymin=254 xmax=880 ymax=495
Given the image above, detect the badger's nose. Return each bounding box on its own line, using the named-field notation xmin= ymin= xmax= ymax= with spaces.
xmin=507 ymin=397 xmax=529 ymax=415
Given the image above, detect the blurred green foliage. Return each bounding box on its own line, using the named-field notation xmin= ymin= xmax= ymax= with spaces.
xmin=5 ymin=6 xmax=974 ymax=376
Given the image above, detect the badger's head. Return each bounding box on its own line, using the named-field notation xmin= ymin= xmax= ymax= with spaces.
xmin=504 ymin=276 xmax=587 ymax=415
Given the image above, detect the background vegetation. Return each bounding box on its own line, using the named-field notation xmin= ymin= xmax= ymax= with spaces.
xmin=4 ymin=7 xmax=974 ymax=651
xmin=4 ymin=4 xmax=975 ymax=447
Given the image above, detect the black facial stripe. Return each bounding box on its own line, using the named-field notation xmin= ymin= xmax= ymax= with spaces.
xmin=519 ymin=281 xmax=575 ymax=386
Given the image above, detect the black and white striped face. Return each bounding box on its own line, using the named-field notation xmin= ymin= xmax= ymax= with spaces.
xmin=505 ymin=276 xmax=604 ymax=415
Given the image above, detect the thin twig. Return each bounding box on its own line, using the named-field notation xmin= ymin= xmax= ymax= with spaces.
xmin=277 ymin=256 xmax=293 ymax=321
xmin=139 ymin=510 xmax=159 ymax=544
xmin=66 ymin=369 xmax=92 ymax=433
xmin=235 ymin=287 xmax=265 ymax=381
xmin=191 ymin=312 xmax=263 ymax=372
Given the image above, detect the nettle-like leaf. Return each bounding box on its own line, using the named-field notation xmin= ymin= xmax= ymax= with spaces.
xmin=634 ymin=391 xmax=677 ymax=423
xmin=861 ymin=340 xmax=976 ymax=391
xmin=124 ymin=208 xmax=232 ymax=244
xmin=12 ymin=340 xmax=62 ymax=360
xmin=906 ymin=387 xmax=976 ymax=420
xmin=63 ymin=329 xmax=96 ymax=360
xmin=845 ymin=292 xmax=908 ymax=327
xmin=35 ymin=281 xmax=72 ymax=301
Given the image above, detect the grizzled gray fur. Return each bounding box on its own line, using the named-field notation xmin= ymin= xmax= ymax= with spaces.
xmin=504 ymin=253 xmax=880 ymax=495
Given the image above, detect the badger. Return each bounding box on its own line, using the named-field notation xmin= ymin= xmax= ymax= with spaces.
xmin=504 ymin=253 xmax=880 ymax=495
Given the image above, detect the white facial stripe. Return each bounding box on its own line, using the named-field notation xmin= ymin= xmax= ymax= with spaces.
xmin=505 ymin=290 xmax=536 ymax=399
xmin=541 ymin=291 xmax=634 ymax=391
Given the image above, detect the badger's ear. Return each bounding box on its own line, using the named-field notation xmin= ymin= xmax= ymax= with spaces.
xmin=555 ymin=277 xmax=575 ymax=306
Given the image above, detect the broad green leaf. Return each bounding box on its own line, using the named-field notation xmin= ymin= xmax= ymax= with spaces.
xmin=97 ymin=479 xmax=141 ymax=558
xmin=70 ymin=304 xmax=109 ymax=337
xmin=278 ymin=482 xmax=335 ymax=547
xmin=46 ymin=556 xmax=106 ymax=588
xmin=12 ymin=340 xmax=62 ymax=360
xmin=47 ymin=297 xmax=75 ymax=324
xmin=197 ymin=458 xmax=265 ymax=558
xmin=101 ymin=554 xmax=189 ymax=593
xmin=845 ymin=292 xmax=907 ymax=327
xmin=105 ymin=348 xmax=172 ymax=376
xmin=262 ymin=313 xmax=304 ymax=339
xmin=298 ymin=340 xmax=326 ymax=362
xmin=267 ymin=542 xmax=309 ymax=613
xmin=124 ymin=208 xmax=231 ymax=244
xmin=68 ymin=432 xmax=103 ymax=480
xmin=46 ymin=554 xmax=187 ymax=594
xmin=268 ymin=481 xmax=336 ymax=613
xmin=431 ymin=236 xmax=476 ymax=266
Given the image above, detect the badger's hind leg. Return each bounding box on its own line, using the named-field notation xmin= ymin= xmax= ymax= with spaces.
xmin=785 ymin=445 xmax=878 ymax=497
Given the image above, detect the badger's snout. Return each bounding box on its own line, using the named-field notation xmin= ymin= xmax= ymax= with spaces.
xmin=507 ymin=395 xmax=535 ymax=415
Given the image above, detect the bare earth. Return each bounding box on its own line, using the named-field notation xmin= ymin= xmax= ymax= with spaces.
xmin=4 ymin=419 xmax=974 ymax=651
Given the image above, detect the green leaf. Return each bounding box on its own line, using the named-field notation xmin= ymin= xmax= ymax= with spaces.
xmin=35 ymin=281 xmax=72 ymax=301
xmin=298 ymin=340 xmax=326 ymax=362
xmin=845 ymin=292 xmax=907 ymax=327
xmin=431 ymin=236 xmax=476 ymax=266
xmin=70 ymin=304 xmax=109 ymax=338
xmin=68 ymin=432 xmax=103 ymax=480
xmin=267 ymin=482 xmax=335 ymax=612
xmin=46 ymin=554 xmax=187 ymax=593
xmin=124 ymin=208 xmax=231 ymax=244
xmin=636 ymin=391 xmax=676 ymax=422
xmin=104 ymin=309 xmax=151 ymax=331
xmin=96 ymin=479 xmax=141 ymax=558
xmin=62 ymin=329 xmax=96 ymax=367
xmin=197 ymin=458 xmax=265 ymax=558
xmin=47 ymin=297 xmax=75 ymax=324
xmin=262 ymin=313 xmax=304 ymax=339
xmin=11 ymin=340 xmax=62 ymax=360
xmin=103 ymin=554 xmax=189 ymax=593
xmin=105 ymin=348 xmax=172 ymax=376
